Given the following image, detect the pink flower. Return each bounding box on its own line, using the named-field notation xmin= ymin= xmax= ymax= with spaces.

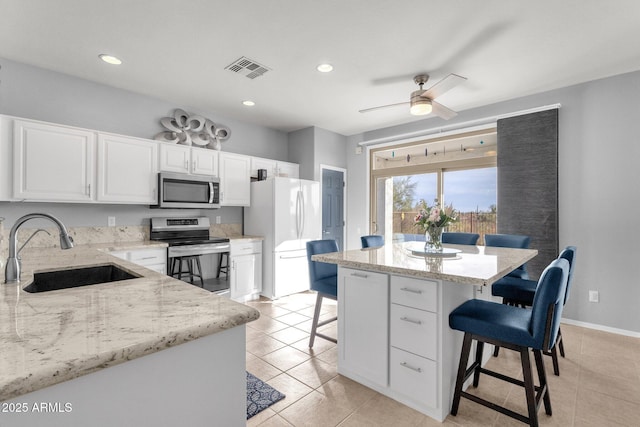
xmin=428 ymin=207 xmax=440 ymax=222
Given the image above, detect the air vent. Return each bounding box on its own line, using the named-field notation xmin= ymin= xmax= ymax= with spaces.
xmin=225 ymin=56 xmax=271 ymax=79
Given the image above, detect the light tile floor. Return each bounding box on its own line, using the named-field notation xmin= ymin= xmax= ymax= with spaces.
xmin=245 ymin=292 xmax=640 ymax=427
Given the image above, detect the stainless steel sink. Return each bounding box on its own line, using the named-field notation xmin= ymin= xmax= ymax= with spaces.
xmin=23 ymin=264 xmax=141 ymax=293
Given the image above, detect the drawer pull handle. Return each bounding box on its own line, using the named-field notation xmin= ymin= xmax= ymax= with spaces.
xmin=400 ymin=362 xmax=422 ymax=373
xmin=400 ymin=316 xmax=422 ymax=325
xmin=351 ymin=272 xmax=368 ymax=278
xmin=139 ymin=256 xmax=157 ymax=260
xmin=400 ymin=287 xmax=422 ymax=294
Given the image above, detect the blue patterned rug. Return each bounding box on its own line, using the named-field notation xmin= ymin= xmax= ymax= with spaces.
xmin=246 ymin=371 xmax=286 ymax=419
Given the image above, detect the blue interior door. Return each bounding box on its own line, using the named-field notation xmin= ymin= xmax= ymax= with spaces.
xmin=321 ymin=168 xmax=344 ymax=250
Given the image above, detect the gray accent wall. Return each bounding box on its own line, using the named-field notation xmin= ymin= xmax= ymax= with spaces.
xmin=347 ymin=70 xmax=640 ymax=334
xmin=497 ymin=109 xmax=559 ymax=280
xmin=0 ymin=57 xmax=289 ymax=227
xmin=288 ymin=126 xmax=347 ymax=181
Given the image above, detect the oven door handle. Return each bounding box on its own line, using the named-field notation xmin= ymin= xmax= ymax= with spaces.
xmin=208 ymin=182 xmax=214 ymax=204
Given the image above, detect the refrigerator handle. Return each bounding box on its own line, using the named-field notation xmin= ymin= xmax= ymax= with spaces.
xmin=300 ymin=189 xmax=305 ymax=238
xmin=295 ymin=190 xmax=301 ymax=239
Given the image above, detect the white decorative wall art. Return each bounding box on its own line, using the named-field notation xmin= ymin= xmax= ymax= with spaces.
xmin=154 ymin=109 xmax=231 ymax=150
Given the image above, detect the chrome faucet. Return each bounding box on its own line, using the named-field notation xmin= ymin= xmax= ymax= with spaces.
xmin=4 ymin=213 xmax=74 ymax=284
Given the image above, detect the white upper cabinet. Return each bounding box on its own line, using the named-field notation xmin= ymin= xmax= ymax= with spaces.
xmin=219 ymin=152 xmax=251 ymax=206
xmin=277 ymin=161 xmax=299 ymax=179
xmin=250 ymin=156 xmax=299 ymax=179
xmin=159 ymin=143 xmax=219 ymax=176
xmin=13 ymin=119 xmax=95 ymax=202
xmin=97 ymin=133 xmax=158 ymax=203
xmin=191 ymin=147 xmax=219 ymax=176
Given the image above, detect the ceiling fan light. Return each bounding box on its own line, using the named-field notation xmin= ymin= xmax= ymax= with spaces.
xmin=410 ymin=99 xmax=432 ymax=116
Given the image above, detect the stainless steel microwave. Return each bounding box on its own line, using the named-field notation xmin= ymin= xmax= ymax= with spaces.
xmin=153 ymin=172 xmax=220 ymax=209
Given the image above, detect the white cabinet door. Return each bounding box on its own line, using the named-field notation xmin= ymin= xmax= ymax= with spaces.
xmin=191 ymin=147 xmax=218 ymax=176
xmin=219 ymin=152 xmax=251 ymax=206
xmin=338 ymin=267 xmax=389 ymax=388
xmin=159 ymin=144 xmax=190 ymax=173
xmin=97 ymin=134 xmax=158 ymax=203
xmin=230 ymin=254 xmax=255 ymax=300
xmin=277 ymin=161 xmax=299 ymax=179
xmin=13 ymin=119 xmax=95 ymax=201
xmin=250 ymin=156 xmax=277 ymax=179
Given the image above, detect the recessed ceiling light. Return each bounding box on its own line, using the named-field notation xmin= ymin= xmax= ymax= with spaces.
xmin=99 ymin=54 xmax=122 ymax=65
xmin=242 ymin=100 xmax=256 ymax=107
xmin=316 ymin=63 xmax=333 ymax=73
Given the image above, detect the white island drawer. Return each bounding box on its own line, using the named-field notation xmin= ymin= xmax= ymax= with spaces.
xmin=129 ymin=248 xmax=166 ymax=265
xmin=390 ymin=347 xmax=437 ymax=409
xmin=391 ymin=276 xmax=438 ymax=312
xmin=230 ymin=241 xmax=261 ymax=256
xmin=390 ymin=304 xmax=437 ymax=360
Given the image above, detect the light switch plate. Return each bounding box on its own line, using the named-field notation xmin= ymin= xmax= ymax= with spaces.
xmin=588 ymin=290 xmax=599 ymax=303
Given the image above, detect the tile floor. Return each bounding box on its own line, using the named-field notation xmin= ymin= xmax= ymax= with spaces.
xmin=244 ymin=292 xmax=640 ymax=427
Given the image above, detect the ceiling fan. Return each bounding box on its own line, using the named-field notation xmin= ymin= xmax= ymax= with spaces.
xmin=359 ymin=73 xmax=467 ymax=119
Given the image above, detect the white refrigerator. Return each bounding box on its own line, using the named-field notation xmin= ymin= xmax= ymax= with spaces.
xmin=244 ymin=177 xmax=321 ymax=299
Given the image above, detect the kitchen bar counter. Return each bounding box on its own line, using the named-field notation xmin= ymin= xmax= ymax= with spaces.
xmin=0 ymin=242 xmax=259 ymax=404
xmin=312 ymin=242 xmax=538 ymax=286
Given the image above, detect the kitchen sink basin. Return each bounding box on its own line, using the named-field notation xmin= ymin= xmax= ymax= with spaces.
xmin=23 ymin=264 xmax=141 ymax=293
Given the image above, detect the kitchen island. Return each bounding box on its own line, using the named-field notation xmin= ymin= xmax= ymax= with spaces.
xmin=0 ymin=242 xmax=259 ymax=427
xmin=312 ymin=242 xmax=537 ymax=422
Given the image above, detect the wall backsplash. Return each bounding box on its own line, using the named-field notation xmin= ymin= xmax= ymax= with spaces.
xmin=0 ymin=223 xmax=242 ymax=263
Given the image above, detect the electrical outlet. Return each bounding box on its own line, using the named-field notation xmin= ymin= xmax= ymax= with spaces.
xmin=108 ymin=216 xmax=116 ymax=227
xmin=216 ymin=216 xmax=221 ymax=224
xmin=588 ymin=290 xmax=599 ymax=303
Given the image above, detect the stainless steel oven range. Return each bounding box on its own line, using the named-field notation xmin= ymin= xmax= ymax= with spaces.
xmin=150 ymin=216 xmax=230 ymax=295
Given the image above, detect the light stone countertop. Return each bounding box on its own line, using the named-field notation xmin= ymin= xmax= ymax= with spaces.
xmin=228 ymin=235 xmax=264 ymax=243
xmin=312 ymin=243 xmax=538 ymax=286
xmin=0 ymin=243 xmax=260 ymax=402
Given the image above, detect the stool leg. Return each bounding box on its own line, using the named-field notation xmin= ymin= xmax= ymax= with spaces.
xmin=473 ymin=341 xmax=484 ymax=387
xmin=534 ymin=348 xmax=552 ymax=416
xmin=187 ymin=258 xmax=195 ymax=284
xmin=309 ymin=293 xmax=323 ymax=348
xmin=549 ymin=344 xmax=560 ymax=376
xmin=520 ymin=348 xmax=539 ymax=427
xmin=557 ymin=327 xmax=565 ymax=358
xmin=195 ymin=256 xmax=204 ymax=288
xmin=451 ymin=332 xmax=473 ymax=416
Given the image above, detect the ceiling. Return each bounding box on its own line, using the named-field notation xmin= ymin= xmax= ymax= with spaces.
xmin=1 ymin=1 xmax=640 ymax=136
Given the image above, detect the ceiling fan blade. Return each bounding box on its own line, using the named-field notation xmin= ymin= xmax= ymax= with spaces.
xmin=421 ymin=73 xmax=467 ymax=100
xmin=359 ymin=101 xmax=410 ymax=113
xmin=431 ymin=101 xmax=458 ymax=120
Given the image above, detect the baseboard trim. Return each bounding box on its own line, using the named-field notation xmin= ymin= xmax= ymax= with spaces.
xmin=562 ymin=318 xmax=640 ymax=338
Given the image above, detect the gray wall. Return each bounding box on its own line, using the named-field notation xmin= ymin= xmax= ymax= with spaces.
xmin=288 ymin=126 xmax=348 ymax=181
xmin=0 ymin=57 xmax=289 ymax=227
xmin=347 ymin=70 xmax=640 ymax=334
xmin=287 ymin=127 xmax=315 ymax=180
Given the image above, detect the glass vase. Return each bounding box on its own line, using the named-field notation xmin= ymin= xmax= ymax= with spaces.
xmin=424 ymin=226 xmax=444 ymax=253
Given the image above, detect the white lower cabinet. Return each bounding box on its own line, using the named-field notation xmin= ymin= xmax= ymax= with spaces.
xmin=109 ymin=247 xmax=167 ymax=275
xmin=390 ymin=347 xmax=437 ymax=409
xmin=230 ymin=240 xmax=262 ymax=302
xmin=338 ymin=267 xmax=389 ymax=388
xmin=338 ymin=269 xmax=444 ymax=419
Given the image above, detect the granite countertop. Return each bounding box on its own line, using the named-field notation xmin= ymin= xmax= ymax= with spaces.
xmin=228 ymin=235 xmax=264 ymax=243
xmin=0 ymin=242 xmax=260 ymax=402
xmin=312 ymin=243 xmax=538 ymax=286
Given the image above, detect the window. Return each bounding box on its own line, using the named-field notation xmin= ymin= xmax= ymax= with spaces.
xmin=370 ymin=129 xmax=497 ymax=244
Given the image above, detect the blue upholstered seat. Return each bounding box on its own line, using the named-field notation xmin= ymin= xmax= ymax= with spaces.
xmin=485 ymin=234 xmax=531 ymax=279
xmin=449 ymin=257 xmax=570 ymax=426
xmin=491 ymin=246 xmax=577 ymax=374
xmin=451 ymin=258 xmax=569 ymax=351
xmin=441 ymin=232 xmax=480 ymax=245
xmin=306 ymin=239 xmax=339 ymax=347
xmin=360 ymin=234 xmax=384 ymax=248
xmin=492 ymin=246 xmax=577 ymax=307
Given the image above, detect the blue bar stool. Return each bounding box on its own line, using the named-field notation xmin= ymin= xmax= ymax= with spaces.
xmin=491 ymin=246 xmax=577 ymax=375
xmin=485 ymin=234 xmax=531 ymax=279
xmin=306 ymin=239 xmax=339 ymax=348
xmin=449 ymin=257 xmax=569 ymax=427
xmin=442 ymin=232 xmax=480 ymax=245
xmin=360 ymin=234 xmax=384 ymax=248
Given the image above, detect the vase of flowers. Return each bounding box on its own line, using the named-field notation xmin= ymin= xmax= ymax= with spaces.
xmin=414 ymin=199 xmax=457 ymax=253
